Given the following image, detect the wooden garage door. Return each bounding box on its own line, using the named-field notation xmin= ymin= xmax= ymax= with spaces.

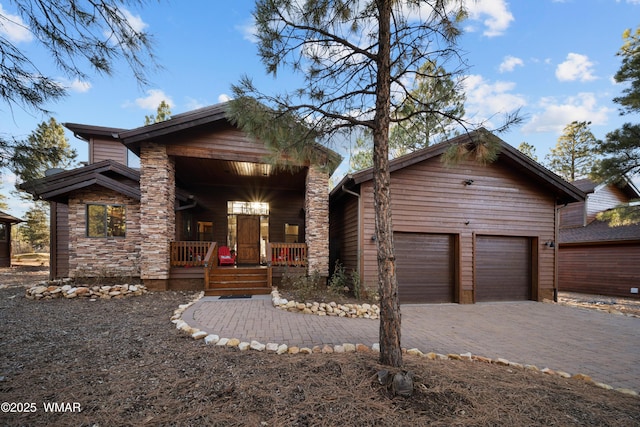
xmin=476 ymin=235 xmax=531 ymax=302
xmin=395 ymin=232 xmax=455 ymax=303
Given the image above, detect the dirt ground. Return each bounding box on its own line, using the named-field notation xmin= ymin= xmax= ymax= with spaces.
xmin=0 ymin=266 xmax=638 ymax=426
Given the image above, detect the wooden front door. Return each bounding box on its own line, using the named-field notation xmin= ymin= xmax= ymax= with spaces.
xmin=237 ymin=215 xmax=260 ymax=264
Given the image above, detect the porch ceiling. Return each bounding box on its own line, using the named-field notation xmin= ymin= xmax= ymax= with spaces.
xmin=173 ymin=157 xmax=307 ymax=191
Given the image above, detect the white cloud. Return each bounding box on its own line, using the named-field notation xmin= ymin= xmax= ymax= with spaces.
xmin=120 ymin=8 xmax=148 ymax=33
xmin=124 ymin=89 xmax=174 ymax=111
xmin=66 ymin=78 xmax=92 ymax=93
xmin=237 ymin=19 xmax=258 ymax=43
xmin=0 ymin=4 xmax=32 ymax=43
xmin=462 ymin=74 xmax=527 ymax=126
xmin=555 ymin=53 xmax=597 ymax=82
xmin=465 ymin=0 xmax=514 ymax=37
xmin=521 ymin=92 xmax=611 ymax=134
xmin=499 ymin=56 xmax=524 ymax=73
xmin=218 ymin=93 xmax=231 ymax=103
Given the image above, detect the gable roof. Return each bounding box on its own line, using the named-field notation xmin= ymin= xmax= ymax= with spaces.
xmin=117 ymin=103 xmax=229 ymax=145
xmin=78 ymin=102 xmax=342 ymax=174
xmin=0 ymin=211 xmax=23 ymax=224
xmin=572 ymin=177 xmax=640 ymax=199
xmin=332 ymin=129 xmax=585 ymax=205
xmin=19 ymin=160 xmax=141 ymax=203
xmin=63 ymin=123 xmax=126 ymax=142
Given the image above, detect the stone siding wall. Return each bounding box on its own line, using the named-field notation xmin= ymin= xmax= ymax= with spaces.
xmin=68 ymin=188 xmax=141 ymax=278
xmin=305 ymin=165 xmax=330 ymax=277
xmin=139 ymin=143 xmax=175 ymax=280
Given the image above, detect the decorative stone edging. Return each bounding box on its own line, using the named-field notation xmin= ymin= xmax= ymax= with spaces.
xmin=271 ymin=288 xmax=380 ymax=319
xmin=25 ymin=279 xmax=148 ymax=300
xmin=173 ymin=290 xmax=639 ymax=399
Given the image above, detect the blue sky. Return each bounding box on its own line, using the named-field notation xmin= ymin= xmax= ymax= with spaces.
xmin=2 ymin=0 xmax=639 ymax=216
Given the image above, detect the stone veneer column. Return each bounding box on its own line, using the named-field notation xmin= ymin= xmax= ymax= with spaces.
xmin=305 ymin=165 xmax=330 ymax=278
xmin=139 ymin=142 xmax=175 ymax=289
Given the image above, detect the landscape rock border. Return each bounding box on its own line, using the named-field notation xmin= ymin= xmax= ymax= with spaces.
xmin=270 ymin=288 xmax=380 ymax=319
xmin=173 ymin=288 xmax=639 ymax=399
xmin=25 ymin=278 xmax=148 ymax=300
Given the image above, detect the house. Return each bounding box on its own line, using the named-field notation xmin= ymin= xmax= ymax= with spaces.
xmin=20 ymin=103 xmax=341 ymax=295
xmin=558 ymin=178 xmax=640 ymax=298
xmin=0 ymin=211 xmax=23 ymax=267
xmin=330 ymin=130 xmax=585 ymax=304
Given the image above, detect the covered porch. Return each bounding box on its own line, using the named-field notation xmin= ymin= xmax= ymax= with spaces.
xmin=125 ymin=105 xmax=336 ymax=291
xmin=169 ymin=241 xmax=307 ymax=295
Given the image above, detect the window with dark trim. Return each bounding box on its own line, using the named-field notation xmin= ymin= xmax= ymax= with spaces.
xmin=0 ymin=223 xmax=7 ymax=241
xmin=87 ymin=204 xmax=126 ymax=237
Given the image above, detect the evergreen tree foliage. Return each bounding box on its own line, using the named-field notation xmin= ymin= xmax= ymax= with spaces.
xmin=593 ymin=26 xmax=640 ymax=182
xmin=349 ymin=62 xmax=465 ymax=171
xmin=0 ymin=0 xmax=157 ymax=115
xmin=229 ymin=0 xmax=519 ymax=367
xmin=144 ymin=100 xmax=173 ymax=125
xmin=19 ymin=203 xmax=49 ymax=251
xmin=517 ymin=142 xmax=538 ymax=162
xmin=11 ymin=118 xmax=77 ymax=184
xmin=613 ymin=26 xmax=640 ymax=115
xmin=0 ymin=0 xmax=157 ymax=179
xmin=545 ymin=121 xmax=598 ymax=181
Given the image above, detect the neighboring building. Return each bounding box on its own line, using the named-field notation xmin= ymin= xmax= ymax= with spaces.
xmin=21 ymin=103 xmax=340 ymax=294
xmin=558 ymin=178 xmax=640 ymax=298
xmin=0 ymin=211 xmax=23 ymax=267
xmin=330 ymin=130 xmax=585 ymax=304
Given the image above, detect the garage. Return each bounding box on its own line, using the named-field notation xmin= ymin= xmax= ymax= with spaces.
xmin=475 ymin=235 xmax=532 ymax=302
xmin=394 ymin=232 xmax=455 ymax=303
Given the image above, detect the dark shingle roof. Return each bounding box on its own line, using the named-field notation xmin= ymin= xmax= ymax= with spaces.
xmin=560 ymin=219 xmax=640 ymax=244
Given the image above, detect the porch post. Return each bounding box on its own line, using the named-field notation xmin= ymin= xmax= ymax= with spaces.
xmin=139 ymin=142 xmax=175 ymax=290
xmin=305 ymin=165 xmax=330 ymax=278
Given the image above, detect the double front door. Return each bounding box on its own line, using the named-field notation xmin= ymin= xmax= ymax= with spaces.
xmin=236 ymin=215 xmax=260 ymax=264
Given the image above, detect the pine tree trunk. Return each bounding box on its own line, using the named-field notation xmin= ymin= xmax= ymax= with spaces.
xmin=373 ymin=0 xmax=402 ymax=368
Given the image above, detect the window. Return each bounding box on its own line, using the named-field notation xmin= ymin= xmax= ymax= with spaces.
xmin=227 ymin=201 xmax=269 ymax=216
xmin=285 ymin=223 xmax=299 ymax=243
xmin=198 ymin=221 xmax=213 ymax=241
xmin=87 ymin=204 xmax=126 ymax=237
xmin=0 ymin=223 xmax=6 ymax=241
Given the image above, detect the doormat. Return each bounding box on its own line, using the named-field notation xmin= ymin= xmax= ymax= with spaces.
xmin=218 ymin=295 xmax=252 ymax=300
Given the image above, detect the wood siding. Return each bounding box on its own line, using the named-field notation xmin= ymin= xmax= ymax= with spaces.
xmin=90 ymin=138 xmax=128 ymax=165
xmin=358 ymin=156 xmax=557 ymax=302
xmin=559 ymin=202 xmax=585 ymax=228
xmin=0 ymin=222 xmax=10 ymax=267
xmin=559 ymin=243 xmax=640 ymax=298
xmin=329 ymin=193 xmax=359 ymax=277
xmin=585 ymin=184 xmax=629 ymax=224
xmin=165 ymin=124 xmax=274 ymax=163
xmin=51 ymin=202 xmax=70 ymax=278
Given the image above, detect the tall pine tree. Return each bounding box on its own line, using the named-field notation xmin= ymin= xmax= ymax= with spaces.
xmin=545 ymin=121 xmax=598 ymax=181
xmin=594 ymin=25 xmax=640 ymax=181
xmin=229 ymin=0 xmax=519 ymax=367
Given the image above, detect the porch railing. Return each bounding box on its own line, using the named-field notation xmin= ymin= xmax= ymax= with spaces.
xmin=203 ymin=242 xmax=218 ymax=289
xmin=170 ymin=241 xmax=214 ymax=267
xmin=269 ymin=242 xmax=307 ymax=267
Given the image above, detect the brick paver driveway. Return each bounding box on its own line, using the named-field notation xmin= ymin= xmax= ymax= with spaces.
xmin=183 ymin=297 xmax=640 ymax=392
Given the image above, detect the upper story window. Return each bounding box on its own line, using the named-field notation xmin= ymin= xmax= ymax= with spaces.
xmin=87 ymin=204 xmax=126 ymax=237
